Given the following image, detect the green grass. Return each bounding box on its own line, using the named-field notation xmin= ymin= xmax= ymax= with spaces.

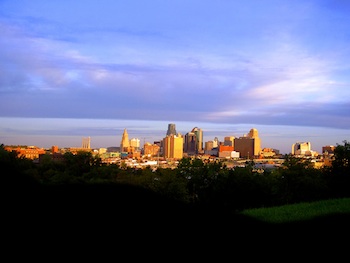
xmin=239 ymin=197 xmax=350 ymax=224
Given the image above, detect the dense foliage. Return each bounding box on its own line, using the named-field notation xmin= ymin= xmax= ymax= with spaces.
xmin=2 ymin=140 xmax=350 ymax=213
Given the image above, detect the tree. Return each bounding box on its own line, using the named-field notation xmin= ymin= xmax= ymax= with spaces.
xmin=63 ymin=151 xmax=96 ymax=177
xmin=0 ymin=144 xmax=37 ymax=186
xmin=331 ymin=140 xmax=350 ymax=176
xmin=328 ymin=140 xmax=350 ymax=198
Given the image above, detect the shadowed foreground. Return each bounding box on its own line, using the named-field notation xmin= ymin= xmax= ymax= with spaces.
xmin=3 ymin=180 xmax=349 ymax=257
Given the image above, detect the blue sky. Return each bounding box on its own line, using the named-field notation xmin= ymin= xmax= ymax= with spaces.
xmin=0 ymin=0 xmax=349 ymax=154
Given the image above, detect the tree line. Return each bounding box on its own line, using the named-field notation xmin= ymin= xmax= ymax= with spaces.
xmin=2 ymin=141 xmax=350 ymax=213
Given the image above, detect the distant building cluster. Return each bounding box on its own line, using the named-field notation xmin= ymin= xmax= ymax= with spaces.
xmin=3 ymin=123 xmax=336 ymax=169
xmin=4 ymin=145 xmax=46 ymax=160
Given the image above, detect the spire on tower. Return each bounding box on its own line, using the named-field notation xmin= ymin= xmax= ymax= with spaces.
xmin=120 ymin=128 xmax=130 ymax=152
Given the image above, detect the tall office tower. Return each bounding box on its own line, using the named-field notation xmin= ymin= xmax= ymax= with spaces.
xmin=130 ymin=138 xmax=140 ymax=151
xmin=184 ymin=127 xmax=203 ymax=154
xmin=213 ymin=137 xmax=219 ymax=148
xmin=248 ymin=128 xmax=259 ymax=138
xmin=163 ymin=134 xmax=183 ymax=159
xmin=234 ymin=128 xmax=261 ymax=158
xmin=166 ymin=123 xmax=177 ymax=136
xmin=82 ymin=137 xmax=91 ymax=149
xmin=248 ymin=128 xmax=261 ymax=156
xmin=120 ymin=128 xmax=130 ymax=152
xmin=191 ymin=127 xmax=203 ymax=153
xmin=184 ymin=131 xmax=197 ymax=155
xmin=205 ymin=140 xmax=214 ymax=151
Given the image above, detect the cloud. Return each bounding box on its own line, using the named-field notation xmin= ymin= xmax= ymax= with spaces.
xmin=1 ymin=4 xmax=350 ymax=131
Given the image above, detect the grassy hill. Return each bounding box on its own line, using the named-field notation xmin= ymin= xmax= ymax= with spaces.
xmin=240 ymin=197 xmax=350 ymax=223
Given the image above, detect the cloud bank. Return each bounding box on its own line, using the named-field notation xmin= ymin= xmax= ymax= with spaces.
xmin=1 ymin=0 xmax=350 ymax=132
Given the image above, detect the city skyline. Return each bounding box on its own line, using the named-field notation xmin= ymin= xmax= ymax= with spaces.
xmin=0 ymin=117 xmax=347 ymax=155
xmin=0 ymin=1 xmax=349 ymax=154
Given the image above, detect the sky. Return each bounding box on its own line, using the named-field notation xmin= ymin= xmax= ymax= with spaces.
xmin=0 ymin=0 xmax=349 ymax=154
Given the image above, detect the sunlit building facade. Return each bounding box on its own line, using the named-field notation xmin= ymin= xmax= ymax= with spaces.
xmin=234 ymin=128 xmax=261 ymax=158
xmin=144 ymin=142 xmax=160 ymax=157
xmin=163 ymin=134 xmax=183 ymax=159
xmin=292 ymin=142 xmax=311 ymax=155
xmin=130 ymin=138 xmax=140 ymax=151
xmin=82 ymin=137 xmax=91 ymax=149
xmin=184 ymin=127 xmax=203 ymax=155
xmin=4 ymin=145 xmax=46 ymax=160
xmin=213 ymin=137 xmax=219 ymax=148
xmin=120 ymin=128 xmax=130 ymax=152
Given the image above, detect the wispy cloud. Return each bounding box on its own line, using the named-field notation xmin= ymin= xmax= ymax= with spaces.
xmin=1 ymin=0 xmax=350 ymax=134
